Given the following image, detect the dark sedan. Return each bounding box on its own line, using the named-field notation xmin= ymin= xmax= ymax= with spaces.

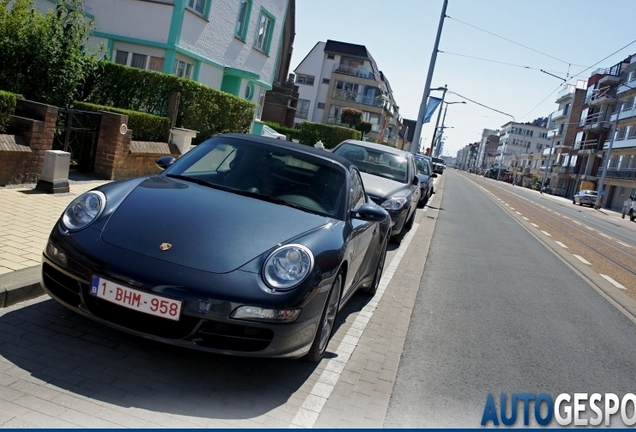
xmin=332 ymin=140 xmax=421 ymax=245
xmin=414 ymin=154 xmax=436 ymax=208
xmin=41 ymin=134 xmax=391 ymax=362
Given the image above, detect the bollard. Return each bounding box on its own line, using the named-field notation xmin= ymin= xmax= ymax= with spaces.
xmin=36 ymin=150 xmax=70 ymax=193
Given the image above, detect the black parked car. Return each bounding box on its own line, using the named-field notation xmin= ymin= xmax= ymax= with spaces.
xmin=41 ymin=134 xmax=391 ymax=362
xmin=332 ymin=140 xmax=421 ymax=245
xmin=414 ymin=154 xmax=437 ymax=208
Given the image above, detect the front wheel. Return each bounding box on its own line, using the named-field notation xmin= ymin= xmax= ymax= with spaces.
xmin=304 ymin=271 xmax=342 ymax=362
xmin=630 ymin=211 xmax=635 ymax=222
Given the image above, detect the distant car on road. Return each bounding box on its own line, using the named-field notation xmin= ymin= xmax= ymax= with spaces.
xmin=414 ymin=154 xmax=436 ymax=208
xmin=431 ymin=157 xmax=446 ymax=174
xmin=573 ymin=190 xmax=598 ymax=207
xmin=332 ymin=140 xmax=421 ymax=245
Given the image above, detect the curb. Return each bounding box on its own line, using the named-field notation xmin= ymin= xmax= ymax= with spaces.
xmin=0 ymin=266 xmax=44 ymax=308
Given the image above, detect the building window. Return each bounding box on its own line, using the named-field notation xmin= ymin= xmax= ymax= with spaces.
xmin=256 ymin=89 xmax=266 ymax=120
xmin=295 ymin=74 xmax=314 ymax=85
xmin=235 ymin=0 xmax=252 ymax=41
xmin=114 ymin=50 xmax=128 ymax=65
xmin=317 ymin=102 xmax=325 ymax=109
xmin=131 ymin=53 xmax=147 ymax=69
xmin=174 ymin=59 xmax=193 ymax=79
xmin=296 ymin=99 xmax=310 ymax=119
xmin=322 ymin=78 xmax=330 ymax=84
xmin=187 ymin=0 xmax=206 ymax=14
xmin=148 ymin=56 xmax=164 ymax=72
xmin=327 ymin=53 xmax=335 ymax=60
xmin=254 ymin=9 xmax=274 ymax=54
xmin=244 ymin=82 xmax=254 ymax=101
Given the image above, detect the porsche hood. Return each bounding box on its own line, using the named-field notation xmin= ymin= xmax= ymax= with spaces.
xmin=100 ymin=177 xmax=329 ymax=274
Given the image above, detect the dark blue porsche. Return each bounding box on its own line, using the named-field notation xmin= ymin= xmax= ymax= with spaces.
xmin=41 ymin=134 xmax=391 ymax=362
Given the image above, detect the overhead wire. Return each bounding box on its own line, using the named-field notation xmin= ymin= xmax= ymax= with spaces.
xmin=447 ymin=90 xmax=516 ymax=121
xmin=439 ymin=51 xmax=566 ymax=74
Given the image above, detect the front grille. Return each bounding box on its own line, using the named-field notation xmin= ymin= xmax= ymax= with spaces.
xmin=42 ymin=263 xmax=83 ymax=307
xmin=83 ymin=288 xmax=200 ymax=339
xmin=194 ymin=320 xmax=274 ymax=352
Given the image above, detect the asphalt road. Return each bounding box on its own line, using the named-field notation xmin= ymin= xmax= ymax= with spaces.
xmin=385 ymin=169 xmax=636 ymax=428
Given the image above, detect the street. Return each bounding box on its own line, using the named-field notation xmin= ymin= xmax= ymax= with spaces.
xmin=1 ymin=170 xmax=636 ymax=427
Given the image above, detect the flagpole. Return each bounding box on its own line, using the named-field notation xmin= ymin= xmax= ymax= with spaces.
xmin=430 ymin=85 xmax=447 ymax=154
xmin=409 ymin=0 xmax=448 ymax=154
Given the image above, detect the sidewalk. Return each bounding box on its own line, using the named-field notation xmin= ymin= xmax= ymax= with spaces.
xmin=0 ymin=179 xmax=109 ymax=306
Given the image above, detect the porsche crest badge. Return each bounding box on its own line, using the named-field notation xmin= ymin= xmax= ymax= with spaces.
xmin=159 ymin=243 xmax=172 ymax=251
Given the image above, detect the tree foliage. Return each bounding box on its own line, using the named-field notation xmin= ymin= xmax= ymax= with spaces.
xmin=340 ymin=107 xmax=362 ymax=128
xmin=356 ymin=120 xmax=372 ymax=139
xmin=0 ymin=0 xmax=99 ymax=107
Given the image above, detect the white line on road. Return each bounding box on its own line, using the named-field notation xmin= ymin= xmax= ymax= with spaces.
xmin=599 ymin=233 xmax=611 ymax=239
xmin=531 ymin=223 xmax=539 ymax=228
xmin=573 ymin=254 xmax=592 ymax=265
xmin=618 ymin=241 xmax=633 ymax=248
xmin=555 ymin=241 xmax=569 ymax=248
xmin=541 ymin=230 xmax=552 ymax=237
xmin=585 ymin=226 xmax=595 ymax=231
xmin=600 ymin=275 xmax=626 ymax=290
xmin=291 ymin=222 xmax=419 ymax=428
xmin=515 ymin=211 xmax=522 ymax=215
xmin=522 ymin=217 xmax=529 ymax=221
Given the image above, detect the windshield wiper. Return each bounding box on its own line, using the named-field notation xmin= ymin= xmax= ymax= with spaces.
xmin=165 ymin=174 xmax=220 ymax=189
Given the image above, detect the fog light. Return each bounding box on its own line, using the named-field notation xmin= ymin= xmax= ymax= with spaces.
xmin=46 ymin=241 xmax=67 ymax=267
xmin=231 ymin=306 xmax=300 ymax=323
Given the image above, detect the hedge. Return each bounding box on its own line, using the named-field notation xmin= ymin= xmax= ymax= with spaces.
xmin=81 ymin=62 xmax=256 ymax=144
xmin=298 ymin=122 xmax=361 ymax=149
xmin=0 ymin=90 xmax=22 ymax=133
xmin=73 ymin=101 xmax=171 ymax=142
xmin=264 ymin=121 xmax=302 ymax=141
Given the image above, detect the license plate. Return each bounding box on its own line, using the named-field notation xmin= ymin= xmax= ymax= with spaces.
xmin=89 ymin=275 xmax=182 ymax=321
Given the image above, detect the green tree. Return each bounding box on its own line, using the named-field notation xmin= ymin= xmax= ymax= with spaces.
xmin=356 ymin=120 xmax=372 ymax=140
xmin=340 ymin=107 xmax=362 ymax=129
xmin=0 ymin=0 xmax=99 ymax=107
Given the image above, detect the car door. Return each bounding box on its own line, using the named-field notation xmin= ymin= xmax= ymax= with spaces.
xmin=343 ymin=168 xmax=377 ymax=299
xmin=408 ymin=157 xmax=421 ymax=214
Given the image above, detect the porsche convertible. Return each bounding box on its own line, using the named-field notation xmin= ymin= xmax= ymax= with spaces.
xmin=41 ymin=134 xmax=391 ymax=362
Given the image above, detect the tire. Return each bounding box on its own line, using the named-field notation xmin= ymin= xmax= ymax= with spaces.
xmin=364 ymin=237 xmax=388 ymax=297
xmin=304 ymin=271 xmax=342 ymax=362
xmin=417 ymin=193 xmax=427 ymax=208
xmin=630 ymin=211 xmax=635 ymax=222
xmin=404 ymin=209 xmax=416 ymax=230
xmin=572 ymin=200 xmax=576 ymax=205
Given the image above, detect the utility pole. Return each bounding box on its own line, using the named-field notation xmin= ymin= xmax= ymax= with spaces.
xmin=429 ymin=85 xmax=448 ymax=154
xmin=410 ymin=0 xmax=448 ymax=154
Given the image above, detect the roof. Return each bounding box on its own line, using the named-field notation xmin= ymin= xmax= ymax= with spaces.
xmin=215 ymin=133 xmax=355 ymax=169
xmin=324 ymin=40 xmax=370 ymax=59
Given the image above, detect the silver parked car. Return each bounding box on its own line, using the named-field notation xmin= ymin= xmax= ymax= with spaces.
xmin=573 ymin=190 xmax=598 ymax=207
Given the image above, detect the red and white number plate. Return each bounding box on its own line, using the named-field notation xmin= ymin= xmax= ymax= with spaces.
xmin=90 ymin=275 xmax=182 ymax=321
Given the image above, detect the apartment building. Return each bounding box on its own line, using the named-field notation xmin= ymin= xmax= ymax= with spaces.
xmin=37 ymin=0 xmax=290 ymax=128
xmin=292 ymin=40 xmax=402 ymax=146
xmin=475 ymin=128 xmax=500 ymax=170
xmin=569 ymin=54 xmax=636 ymax=211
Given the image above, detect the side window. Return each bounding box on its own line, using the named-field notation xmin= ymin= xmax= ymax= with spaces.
xmin=349 ymin=169 xmax=365 ymax=210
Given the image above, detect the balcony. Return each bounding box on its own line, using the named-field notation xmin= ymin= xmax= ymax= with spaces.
xmin=606 ymin=134 xmax=636 ymax=150
xmin=617 ymin=103 xmax=636 ymax=122
xmin=555 ymin=85 xmax=575 ymax=103
xmin=331 ymin=89 xmax=384 ymax=107
xmin=575 ymin=139 xmax=600 ymax=154
xmin=617 ymin=81 xmax=636 ymax=95
xmin=595 ymin=167 xmax=636 ymax=179
xmin=333 ymin=64 xmax=377 ymax=81
xmin=583 ymin=111 xmax=610 ymax=132
xmin=551 ymin=108 xmax=569 ymax=121
xmin=587 ymin=87 xmax=617 ymax=106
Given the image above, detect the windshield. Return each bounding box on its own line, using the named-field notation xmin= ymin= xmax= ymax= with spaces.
xmin=416 ymin=159 xmax=430 ymax=175
xmin=163 ymin=137 xmax=347 ymax=219
xmin=333 ymin=143 xmax=408 ymax=183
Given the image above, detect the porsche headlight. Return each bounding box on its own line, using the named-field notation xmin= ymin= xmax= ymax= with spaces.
xmin=262 ymin=244 xmax=313 ymax=291
xmin=61 ymin=191 xmax=106 ymax=231
xmin=381 ymin=197 xmax=407 ymax=211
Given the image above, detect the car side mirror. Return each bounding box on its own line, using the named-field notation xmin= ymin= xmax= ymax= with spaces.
xmin=411 ymin=176 xmax=420 ymax=186
xmin=156 ymin=155 xmax=176 ymax=170
xmin=432 ymin=173 xmax=438 ymax=178
xmin=352 ymin=203 xmax=387 ymax=222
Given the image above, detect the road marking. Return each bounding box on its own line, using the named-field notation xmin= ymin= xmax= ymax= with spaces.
xmin=291 ymin=223 xmax=419 ymax=428
xmin=563 ymin=216 xmax=570 ymax=219
xmin=541 ymin=230 xmax=552 ymax=237
xmin=531 ymin=223 xmax=539 ymax=228
xmin=618 ymin=241 xmax=633 ymax=248
xmin=573 ymin=221 xmax=582 ymax=225
xmin=585 ymin=226 xmax=595 ymax=231
xmin=573 ymin=254 xmax=591 ymax=265
xmin=599 ymin=233 xmax=611 ymax=239
xmin=522 ymin=216 xmax=529 ymax=221
xmin=515 ymin=211 xmax=522 ymax=215
xmin=600 ymin=275 xmax=626 ymax=290
xmin=555 ymin=241 xmax=569 ymax=249
xmin=510 ymin=207 xmax=515 ymax=210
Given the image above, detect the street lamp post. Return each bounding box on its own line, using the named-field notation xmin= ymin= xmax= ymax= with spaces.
xmin=410 ymin=0 xmax=448 ymax=154
xmin=429 ymin=85 xmax=448 ymax=154
xmin=434 ymin=100 xmax=466 ymax=157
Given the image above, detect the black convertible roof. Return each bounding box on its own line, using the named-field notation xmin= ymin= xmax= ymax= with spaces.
xmin=208 ymin=133 xmax=355 ymax=170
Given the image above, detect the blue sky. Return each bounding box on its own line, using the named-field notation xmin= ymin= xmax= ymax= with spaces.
xmin=289 ymin=0 xmax=636 ymax=156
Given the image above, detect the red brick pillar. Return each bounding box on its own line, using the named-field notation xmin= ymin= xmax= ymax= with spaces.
xmin=14 ymin=100 xmax=58 ymax=182
xmin=94 ymin=111 xmax=131 ymax=180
